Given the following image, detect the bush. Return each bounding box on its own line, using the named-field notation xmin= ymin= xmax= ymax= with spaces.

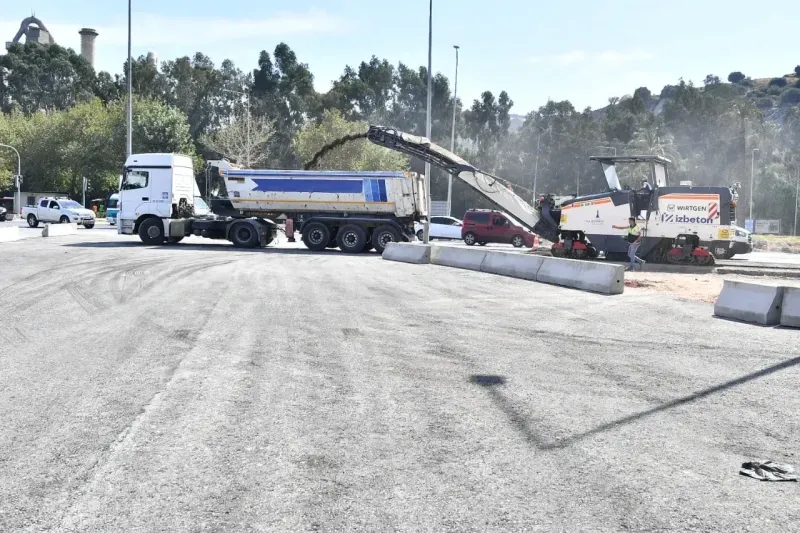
xmin=795 ymin=65 xmax=800 ymax=76
xmin=769 ymin=77 xmax=788 ymax=87
xmin=796 ymin=78 xmax=800 ymax=88
xmin=728 ymin=71 xmax=746 ymax=83
xmin=756 ymin=97 xmax=775 ymax=108
xmin=780 ymin=88 xmax=800 ymax=105
xmin=768 ymin=85 xmax=783 ymax=96
xmin=633 ymin=86 xmax=652 ymax=101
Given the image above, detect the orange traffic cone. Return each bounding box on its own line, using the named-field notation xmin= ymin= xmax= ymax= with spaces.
xmin=528 ymin=234 xmax=540 ymax=252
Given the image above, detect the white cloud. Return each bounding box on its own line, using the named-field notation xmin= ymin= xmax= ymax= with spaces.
xmin=0 ymin=10 xmax=345 ymax=49
xmin=530 ymin=50 xmax=586 ymax=66
xmin=597 ymin=50 xmax=653 ymax=65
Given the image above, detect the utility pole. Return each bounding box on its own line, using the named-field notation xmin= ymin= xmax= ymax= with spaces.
xmin=447 ymin=44 xmax=459 ymax=217
xmin=749 ymin=148 xmax=759 ymax=222
xmin=82 ymin=177 xmax=87 ymax=207
xmin=126 ymin=0 xmax=133 ymax=158
xmin=423 ymin=0 xmax=433 ymax=244
xmin=795 ymin=165 xmax=799 ymax=237
xmin=0 ymin=143 xmax=21 ymax=215
xmin=532 ymin=134 xmax=541 ymax=204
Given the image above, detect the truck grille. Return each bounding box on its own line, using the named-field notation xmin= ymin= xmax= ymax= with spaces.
xmin=729 ymin=206 xmax=736 ymax=223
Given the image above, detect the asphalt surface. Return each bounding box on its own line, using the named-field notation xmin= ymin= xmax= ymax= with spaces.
xmin=1 ymin=229 xmax=799 ymax=532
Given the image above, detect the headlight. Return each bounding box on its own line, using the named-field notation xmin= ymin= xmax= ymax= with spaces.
xmin=735 ymin=230 xmax=745 ymax=237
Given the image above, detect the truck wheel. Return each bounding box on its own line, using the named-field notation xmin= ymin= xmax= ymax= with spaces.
xmin=302 ymin=222 xmax=331 ymax=252
xmin=230 ymin=222 xmax=259 ymax=248
xmin=84 ymin=222 xmax=95 ymax=229
xmin=138 ymin=218 xmax=165 ymax=245
xmin=60 ymin=216 xmax=70 ymax=224
xmin=372 ymin=225 xmax=401 ymax=253
xmin=27 ymin=214 xmax=39 ymax=228
xmin=511 ymin=235 xmax=525 ymax=248
xmin=464 ymin=232 xmax=477 ymax=246
xmin=337 ymin=224 xmax=367 ymax=253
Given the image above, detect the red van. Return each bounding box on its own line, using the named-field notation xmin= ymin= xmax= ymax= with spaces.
xmin=461 ymin=209 xmax=536 ymax=248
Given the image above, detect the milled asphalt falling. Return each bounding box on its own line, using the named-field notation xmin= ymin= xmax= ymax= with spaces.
xmin=1 ymin=227 xmax=798 ymax=532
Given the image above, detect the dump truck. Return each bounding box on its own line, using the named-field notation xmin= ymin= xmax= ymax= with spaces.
xmin=116 ymin=153 xmax=427 ymax=253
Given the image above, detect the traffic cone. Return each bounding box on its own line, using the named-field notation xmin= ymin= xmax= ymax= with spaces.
xmin=528 ymin=234 xmax=540 ymax=252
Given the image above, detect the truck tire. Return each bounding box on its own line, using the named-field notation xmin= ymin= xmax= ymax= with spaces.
xmin=60 ymin=216 xmax=70 ymax=224
xmin=302 ymin=222 xmax=331 ymax=252
xmin=84 ymin=222 xmax=95 ymax=229
xmin=337 ymin=224 xmax=367 ymax=253
xmin=27 ymin=214 xmax=39 ymax=228
xmin=372 ymin=225 xmax=402 ymax=253
xmin=230 ymin=222 xmax=259 ymax=248
xmin=138 ymin=218 xmax=165 ymax=245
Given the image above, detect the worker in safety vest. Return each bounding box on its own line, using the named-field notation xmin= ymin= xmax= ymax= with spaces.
xmin=612 ymin=217 xmax=646 ymax=271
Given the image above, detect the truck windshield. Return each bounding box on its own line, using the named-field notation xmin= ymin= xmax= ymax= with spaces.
xmin=107 ymin=198 xmax=119 ymax=209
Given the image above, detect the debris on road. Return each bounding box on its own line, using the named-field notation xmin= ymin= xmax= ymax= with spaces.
xmin=739 ymin=461 xmax=798 ymax=482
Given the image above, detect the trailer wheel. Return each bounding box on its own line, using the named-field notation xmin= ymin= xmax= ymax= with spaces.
xmin=302 ymin=222 xmax=331 ymax=252
xmin=337 ymin=224 xmax=367 ymax=253
xmin=230 ymin=222 xmax=259 ymax=248
xmin=138 ymin=218 xmax=165 ymax=245
xmin=372 ymin=225 xmax=401 ymax=253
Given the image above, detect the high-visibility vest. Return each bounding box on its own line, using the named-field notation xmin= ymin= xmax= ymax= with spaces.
xmin=626 ymin=225 xmax=641 ymax=243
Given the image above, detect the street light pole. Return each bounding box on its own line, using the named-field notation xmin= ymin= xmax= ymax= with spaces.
xmin=532 ymin=134 xmax=540 ymax=204
xmin=749 ymin=148 xmax=759 ymax=222
xmin=423 ymin=0 xmax=433 ymax=244
xmin=447 ymin=44 xmax=459 ymax=217
xmin=126 ymin=0 xmax=133 ymax=158
xmin=794 ymin=165 xmax=799 ymax=237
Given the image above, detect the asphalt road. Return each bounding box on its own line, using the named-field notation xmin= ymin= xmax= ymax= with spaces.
xmin=1 ymin=231 xmax=799 ymax=532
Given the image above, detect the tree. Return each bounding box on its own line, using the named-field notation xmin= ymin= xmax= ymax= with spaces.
xmin=201 ymin=116 xmax=274 ymax=168
xmin=0 ymin=42 xmax=96 ymax=113
xmin=795 ymin=66 xmax=800 ymax=76
xmin=728 ymin=72 xmax=746 ymax=83
xmin=704 ymin=74 xmax=721 ymax=86
xmin=769 ymin=77 xmax=788 ymax=87
xmin=321 ymin=56 xmax=396 ymax=122
xmin=251 ymin=43 xmax=317 ymax=167
xmin=295 ymin=109 xmax=408 ymax=171
xmin=463 ymin=90 xmax=514 ymax=171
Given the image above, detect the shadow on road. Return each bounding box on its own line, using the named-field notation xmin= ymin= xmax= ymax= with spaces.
xmin=63 ymin=241 xmax=383 ymax=257
xmin=471 ymin=355 xmax=800 ymax=450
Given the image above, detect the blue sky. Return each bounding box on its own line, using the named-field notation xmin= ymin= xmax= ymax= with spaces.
xmin=2 ymin=0 xmax=798 ymax=114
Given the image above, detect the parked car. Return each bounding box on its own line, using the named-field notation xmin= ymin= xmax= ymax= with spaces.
xmin=0 ymin=206 xmax=7 ymax=221
xmin=23 ymin=197 xmax=96 ymax=229
xmin=461 ymin=209 xmax=535 ymax=248
xmin=414 ymin=216 xmax=463 ymax=241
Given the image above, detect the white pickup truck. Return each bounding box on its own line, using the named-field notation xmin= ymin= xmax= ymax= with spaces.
xmin=23 ymin=197 xmax=96 ymax=229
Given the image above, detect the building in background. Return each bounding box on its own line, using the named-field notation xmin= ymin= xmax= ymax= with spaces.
xmin=6 ymin=16 xmax=98 ymax=68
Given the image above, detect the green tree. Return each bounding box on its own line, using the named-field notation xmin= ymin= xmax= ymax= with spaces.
xmin=295 ymin=109 xmax=408 ymax=171
xmin=0 ymin=42 xmax=96 ymax=113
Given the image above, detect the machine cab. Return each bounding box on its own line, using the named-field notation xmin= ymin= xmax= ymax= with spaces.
xmin=118 ymin=154 xmax=196 ymax=232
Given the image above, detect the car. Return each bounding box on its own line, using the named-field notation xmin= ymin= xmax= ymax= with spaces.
xmin=0 ymin=206 xmax=7 ymax=222
xmin=414 ymin=216 xmax=463 ymax=241
xmin=461 ymin=209 xmax=536 ymax=248
xmin=23 ymin=197 xmax=96 ymax=229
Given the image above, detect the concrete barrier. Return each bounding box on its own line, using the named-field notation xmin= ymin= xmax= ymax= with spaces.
xmin=0 ymin=226 xmax=21 ymax=242
xmin=536 ymin=256 xmax=625 ymax=295
xmin=480 ymin=250 xmax=545 ymax=281
xmin=430 ymin=246 xmax=489 ymax=272
xmin=42 ymin=223 xmax=78 ymax=237
xmin=779 ymin=287 xmax=800 ymax=328
xmin=382 ymin=242 xmax=431 ymax=264
xmin=714 ymin=280 xmax=784 ymax=325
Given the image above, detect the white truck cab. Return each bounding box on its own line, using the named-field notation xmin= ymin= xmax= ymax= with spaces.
xmin=118 ymin=153 xmax=196 ymax=236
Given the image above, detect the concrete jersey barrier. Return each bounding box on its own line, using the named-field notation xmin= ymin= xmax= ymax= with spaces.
xmin=382 ymin=242 xmax=431 ymax=264
xmin=536 ymin=256 xmax=625 ymax=295
xmin=480 ymin=250 xmax=544 ymax=281
xmin=0 ymin=226 xmax=21 ymax=243
xmin=42 ymin=223 xmax=79 ymax=237
xmin=430 ymin=246 xmax=489 ymax=271
xmin=714 ymin=280 xmax=784 ymax=325
xmin=779 ymin=287 xmax=800 ymax=328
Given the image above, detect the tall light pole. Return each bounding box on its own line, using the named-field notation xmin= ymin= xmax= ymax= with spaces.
xmin=532 ymin=134 xmax=540 ymax=204
xmin=222 ymin=88 xmax=251 ymax=167
xmin=0 ymin=143 xmax=21 ymax=215
xmin=423 ymin=0 xmax=433 ymax=243
xmin=749 ymin=148 xmax=759 ymax=222
xmin=794 ymin=165 xmax=799 ymax=237
xmin=447 ymin=44 xmax=459 ymax=217
xmin=126 ymin=0 xmax=133 ymax=158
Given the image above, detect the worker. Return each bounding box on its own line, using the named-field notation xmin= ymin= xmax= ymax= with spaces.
xmin=640 ymin=178 xmax=652 ymax=192
xmin=612 ymin=217 xmax=646 ymax=271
